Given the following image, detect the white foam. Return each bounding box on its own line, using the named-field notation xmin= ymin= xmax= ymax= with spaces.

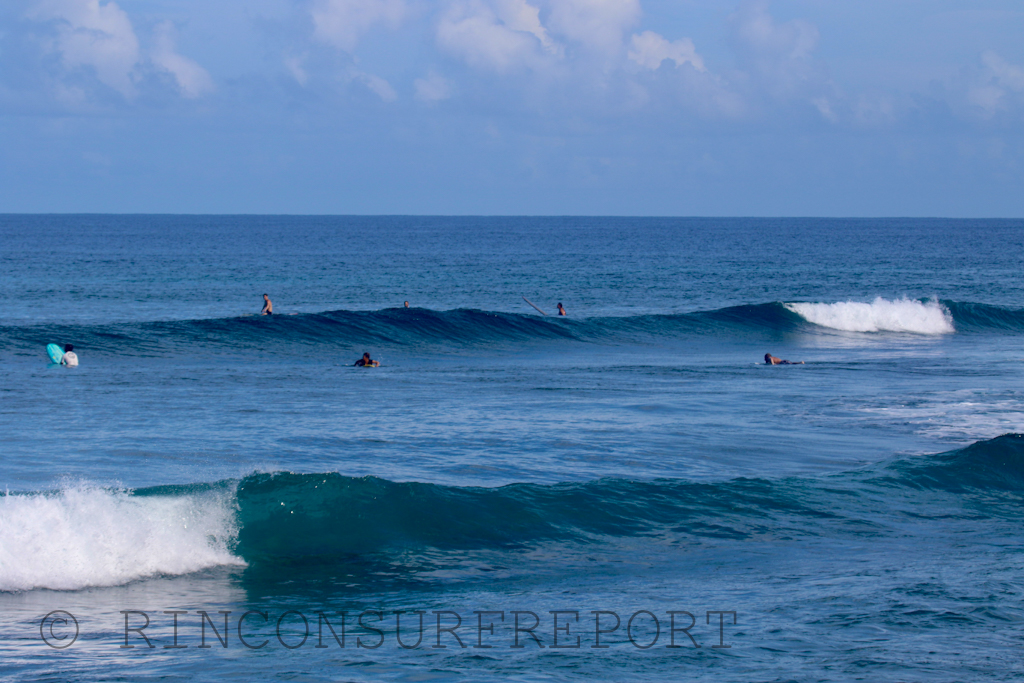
xmin=0 ymin=485 xmax=244 ymax=592
xmin=786 ymin=298 xmax=955 ymax=334
xmin=858 ymin=392 xmax=1024 ymax=443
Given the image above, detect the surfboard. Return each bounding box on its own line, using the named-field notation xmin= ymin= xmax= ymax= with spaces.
xmin=46 ymin=343 xmax=64 ymax=364
xmin=522 ymin=296 xmax=547 ymax=316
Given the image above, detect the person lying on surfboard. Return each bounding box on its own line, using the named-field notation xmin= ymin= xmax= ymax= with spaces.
xmin=354 ymin=352 xmax=380 ymax=367
xmin=765 ymin=353 xmax=803 ymax=365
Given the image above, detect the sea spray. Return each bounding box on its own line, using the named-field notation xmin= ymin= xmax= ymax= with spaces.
xmin=0 ymin=484 xmax=243 ymax=592
xmin=786 ymin=298 xmax=955 ymax=334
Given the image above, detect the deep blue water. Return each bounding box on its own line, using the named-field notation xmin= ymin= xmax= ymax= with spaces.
xmin=1 ymin=216 xmax=1024 ymax=682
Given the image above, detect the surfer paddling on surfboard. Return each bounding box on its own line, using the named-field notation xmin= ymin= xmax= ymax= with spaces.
xmin=765 ymin=353 xmax=803 ymax=365
xmin=354 ymin=352 xmax=380 ymax=367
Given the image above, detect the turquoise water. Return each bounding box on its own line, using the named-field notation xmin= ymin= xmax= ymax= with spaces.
xmin=1 ymin=216 xmax=1023 ymax=681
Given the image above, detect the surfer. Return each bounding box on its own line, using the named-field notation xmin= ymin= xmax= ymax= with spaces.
xmin=557 ymin=302 xmax=567 ymax=316
xmin=404 ymin=301 xmax=409 ymax=308
xmin=354 ymin=352 xmax=380 ymax=367
xmin=61 ymin=344 xmax=79 ymax=367
xmin=765 ymin=353 xmax=803 ymax=365
xmin=261 ymin=294 xmax=273 ymax=315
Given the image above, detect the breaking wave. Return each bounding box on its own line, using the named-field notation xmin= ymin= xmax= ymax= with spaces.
xmin=8 ymin=297 xmax=1024 ymax=358
xmin=785 ymin=298 xmax=955 ymax=334
xmin=0 ymin=483 xmax=242 ymax=592
xmin=3 ymin=435 xmax=1022 ymax=592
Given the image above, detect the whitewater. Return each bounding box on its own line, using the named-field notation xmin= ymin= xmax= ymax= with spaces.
xmin=2 ymin=215 xmax=1023 ymax=683
xmin=786 ymin=297 xmax=955 ymax=334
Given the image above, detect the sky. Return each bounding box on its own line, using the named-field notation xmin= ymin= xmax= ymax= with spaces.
xmin=1 ymin=0 xmax=1023 ymax=216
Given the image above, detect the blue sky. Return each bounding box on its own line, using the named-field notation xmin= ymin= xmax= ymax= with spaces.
xmin=1 ymin=0 xmax=1022 ymax=215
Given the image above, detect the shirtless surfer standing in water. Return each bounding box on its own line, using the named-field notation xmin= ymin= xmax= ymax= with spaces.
xmin=61 ymin=344 xmax=79 ymax=366
xmin=261 ymin=294 xmax=273 ymax=315
xmin=765 ymin=353 xmax=803 ymax=365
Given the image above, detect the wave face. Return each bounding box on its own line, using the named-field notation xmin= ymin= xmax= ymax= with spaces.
xmin=5 ymin=299 xmax=1024 ymax=357
xmin=0 ymin=484 xmax=242 ymax=592
xmin=942 ymin=300 xmax=1024 ymax=332
xmin=234 ymin=434 xmax=1024 ymax=565
xmin=7 ymin=299 xmax=1024 ymax=358
xmin=4 ymin=435 xmax=1021 ymax=592
xmin=883 ymin=432 xmax=1024 ymax=492
xmin=10 ymin=297 xmax=1024 ymax=357
xmin=0 ymin=306 xmax=801 ymax=356
xmin=232 ymin=471 xmax=795 ymax=561
xmin=786 ymin=298 xmax=955 ymax=334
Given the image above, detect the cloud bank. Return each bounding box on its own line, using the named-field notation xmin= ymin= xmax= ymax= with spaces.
xmin=2 ymin=0 xmax=1023 ymax=215
xmin=22 ymin=0 xmax=214 ymax=101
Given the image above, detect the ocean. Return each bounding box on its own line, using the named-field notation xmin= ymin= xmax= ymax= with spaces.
xmin=1 ymin=215 xmax=1023 ymax=681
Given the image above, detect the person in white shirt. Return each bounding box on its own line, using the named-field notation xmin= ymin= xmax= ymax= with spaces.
xmin=61 ymin=344 xmax=79 ymax=366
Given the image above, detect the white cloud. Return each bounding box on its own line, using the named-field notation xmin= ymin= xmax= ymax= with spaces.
xmin=811 ymin=96 xmax=836 ymax=122
xmin=545 ymin=0 xmax=640 ymax=55
xmin=437 ymin=1 xmax=552 ymax=72
xmin=966 ymin=84 xmax=1003 ymax=114
xmin=493 ymin=0 xmax=558 ymax=54
xmin=150 ymin=21 xmax=213 ymax=98
xmin=981 ymin=51 xmax=1024 ymax=91
xmin=967 ymin=51 xmax=1024 ymax=116
xmin=729 ymin=0 xmax=820 ymax=97
xmin=285 ymin=54 xmax=309 ymax=86
xmin=25 ymin=0 xmax=214 ymax=101
xmin=731 ymin=1 xmax=816 ymax=61
xmin=29 ymin=0 xmax=141 ymax=96
xmin=434 ymin=0 xmax=745 ymax=120
xmin=311 ymin=0 xmax=405 ymax=52
xmin=435 ymin=0 xmax=640 ymax=72
xmin=853 ymin=95 xmax=895 ymax=127
xmin=350 ymin=68 xmax=397 ymax=101
xmin=414 ymin=70 xmax=452 ymax=103
xmin=628 ymin=31 xmax=704 ymax=72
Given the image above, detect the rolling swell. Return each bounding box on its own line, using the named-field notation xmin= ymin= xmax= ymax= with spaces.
xmin=942 ymin=300 xmax=1024 ymax=332
xmin=232 ymin=471 xmax=817 ymax=562
xmin=3 ymin=301 xmax=1023 ymax=358
xmin=880 ymin=432 xmax=1024 ymax=492
xmin=234 ymin=434 xmax=1024 ymax=566
xmin=0 ymin=304 xmax=806 ymax=357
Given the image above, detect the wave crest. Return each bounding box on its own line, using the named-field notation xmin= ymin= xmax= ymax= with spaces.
xmin=9 ymin=299 xmax=1024 ymax=356
xmin=0 ymin=485 xmax=243 ymax=592
xmin=3 ymin=435 xmax=1023 ymax=591
xmin=786 ymin=298 xmax=955 ymax=334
